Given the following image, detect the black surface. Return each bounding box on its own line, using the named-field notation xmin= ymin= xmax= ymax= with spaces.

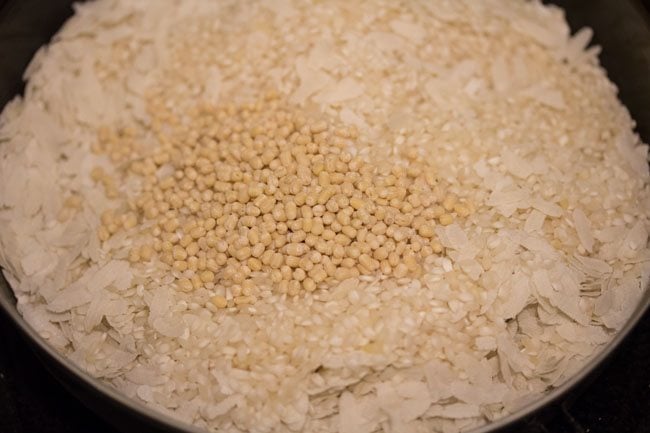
xmin=0 ymin=1 xmax=649 ymax=433
xmin=0 ymin=0 xmax=78 ymax=107
xmin=556 ymin=0 xmax=650 ymax=143
xmin=0 ymin=313 xmax=119 ymax=433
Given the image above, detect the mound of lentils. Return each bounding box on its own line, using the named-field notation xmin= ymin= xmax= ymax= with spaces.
xmin=90 ymin=92 xmax=474 ymax=308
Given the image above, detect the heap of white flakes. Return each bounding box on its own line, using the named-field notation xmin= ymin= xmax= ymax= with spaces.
xmin=0 ymin=0 xmax=649 ymax=432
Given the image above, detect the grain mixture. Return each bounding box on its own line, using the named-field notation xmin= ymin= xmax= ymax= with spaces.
xmin=1 ymin=1 xmax=649 ymax=432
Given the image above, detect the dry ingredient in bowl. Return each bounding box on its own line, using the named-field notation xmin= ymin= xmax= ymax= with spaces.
xmin=1 ymin=1 xmax=649 ymax=433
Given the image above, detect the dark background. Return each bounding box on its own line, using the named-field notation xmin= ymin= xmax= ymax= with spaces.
xmin=0 ymin=1 xmax=649 ymax=433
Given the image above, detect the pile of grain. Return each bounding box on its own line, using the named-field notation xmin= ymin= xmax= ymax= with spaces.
xmin=0 ymin=1 xmax=648 ymax=432
xmin=91 ymin=93 xmax=472 ymax=307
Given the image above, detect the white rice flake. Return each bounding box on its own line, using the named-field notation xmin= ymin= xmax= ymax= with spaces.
xmin=20 ymin=304 xmax=70 ymax=348
xmin=89 ymin=260 xmax=132 ymax=291
xmin=572 ymin=208 xmax=594 ymax=253
xmin=204 ymin=395 xmax=243 ymax=420
xmin=426 ymin=403 xmax=480 ymax=419
xmin=445 ymin=224 xmax=469 ymax=249
xmin=450 ymin=380 xmax=508 ymax=405
xmin=338 ymin=392 xmax=379 ymax=433
xmin=524 ymin=210 xmax=546 ymax=233
xmin=502 ymin=152 xmax=534 ymax=179
xmin=389 ymin=19 xmax=427 ymax=44
xmin=532 ymin=198 xmax=564 ymax=217
xmin=574 ymin=255 xmax=612 ymax=276
xmin=532 ymin=269 xmax=590 ymax=325
xmin=48 ymin=283 xmax=92 ymax=313
xmin=290 ymin=57 xmax=332 ymax=104
xmin=314 ymin=77 xmax=365 ymax=105
xmin=522 ymin=84 xmax=566 ymax=110
xmin=20 ymin=249 xmax=59 ymax=276
xmin=617 ymin=220 xmax=648 ymax=259
xmin=497 ymin=272 xmax=531 ymax=319
xmin=615 ymin=130 xmax=650 ymax=178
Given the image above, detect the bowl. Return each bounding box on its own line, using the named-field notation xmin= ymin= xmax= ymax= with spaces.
xmin=0 ymin=1 xmax=649 ymax=432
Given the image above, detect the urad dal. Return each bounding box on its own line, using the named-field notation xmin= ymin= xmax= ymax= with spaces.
xmin=1 ymin=0 xmax=649 ymax=432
